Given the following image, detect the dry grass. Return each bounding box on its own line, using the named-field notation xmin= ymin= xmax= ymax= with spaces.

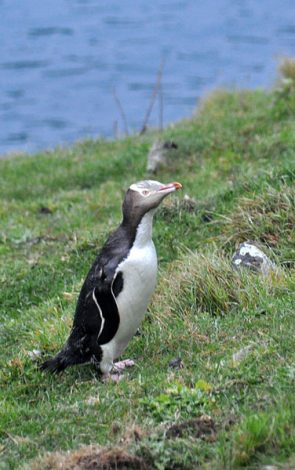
xmin=28 ymin=446 xmax=148 ymax=470
xmin=154 ymin=249 xmax=290 ymax=318
xmin=218 ymin=184 xmax=295 ymax=252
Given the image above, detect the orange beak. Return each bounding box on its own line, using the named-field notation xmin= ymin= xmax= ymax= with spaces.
xmin=158 ymin=181 xmax=182 ymax=192
xmin=172 ymin=181 xmax=182 ymax=190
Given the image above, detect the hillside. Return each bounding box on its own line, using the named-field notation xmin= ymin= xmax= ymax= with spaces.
xmin=0 ymin=77 xmax=294 ymax=469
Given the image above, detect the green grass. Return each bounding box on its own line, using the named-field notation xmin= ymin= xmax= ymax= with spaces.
xmin=0 ymin=75 xmax=295 ymax=469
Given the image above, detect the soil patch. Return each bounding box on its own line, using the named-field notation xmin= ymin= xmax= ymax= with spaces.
xmin=30 ymin=447 xmax=148 ymax=470
xmin=74 ymin=449 xmax=147 ymax=470
xmin=166 ymin=414 xmax=217 ymax=442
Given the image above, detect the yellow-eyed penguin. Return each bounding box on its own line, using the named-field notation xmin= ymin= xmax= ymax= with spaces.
xmin=41 ymin=180 xmax=182 ymax=378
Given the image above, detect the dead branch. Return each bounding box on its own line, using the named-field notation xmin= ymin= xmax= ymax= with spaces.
xmin=139 ymin=58 xmax=165 ymax=135
xmin=112 ymin=87 xmax=129 ymax=136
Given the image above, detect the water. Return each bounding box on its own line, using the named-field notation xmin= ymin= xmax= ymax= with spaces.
xmin=0 ymin=0 xmax=295 ymax=156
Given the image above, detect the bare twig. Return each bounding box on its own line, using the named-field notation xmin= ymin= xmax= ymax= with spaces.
xmin=159 ymin=81 xmax=164 ymax=132
xmin=3 ymin=431 xmax=18 ymax=445
xmin=112 ymin=87 xmax=129 ymax=136
xmin=113 ymin=120 xmax=119 ymax=140
xmin=139 ymin=58 xmax=165 ymax=135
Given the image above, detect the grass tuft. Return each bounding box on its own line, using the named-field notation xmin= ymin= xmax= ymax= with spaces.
xmin=218 ymin=183 xmax=295 ymax=260
xmin=230 ymin=401 xmax=295 ymax=467
xmin=156 ymin=250 xmax=291 ymax=318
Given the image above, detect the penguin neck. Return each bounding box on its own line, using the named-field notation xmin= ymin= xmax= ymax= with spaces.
xmin=133 ymin=210 xmax=155 ymax=248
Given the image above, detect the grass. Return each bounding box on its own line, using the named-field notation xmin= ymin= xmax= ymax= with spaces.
xmin=1 ymin=64 xmax=295 ymax=469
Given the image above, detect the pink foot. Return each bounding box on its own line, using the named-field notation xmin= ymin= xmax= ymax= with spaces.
xmin=109 ymin=373 xmax=124 ymax=382
xmin=113 ymin=359 xmax=135 ymax=371
xmin=101 ymin=372 xmax=124 ymax=383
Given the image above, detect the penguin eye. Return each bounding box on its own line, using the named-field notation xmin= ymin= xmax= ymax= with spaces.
xmin=142 ymin=190 xmax=149 ymax=196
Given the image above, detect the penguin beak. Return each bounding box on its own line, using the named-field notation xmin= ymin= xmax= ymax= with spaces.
xmin=157 ymin=182 xmax=182 ymax=194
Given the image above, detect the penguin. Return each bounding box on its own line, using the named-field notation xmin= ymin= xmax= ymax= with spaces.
xmin=41 ymin=180 xmax=182 ymax=378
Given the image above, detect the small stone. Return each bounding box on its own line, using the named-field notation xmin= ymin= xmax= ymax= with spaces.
xmin=232 ymin=241 xmax=276 ymax=276
xmin=39 ymin=206 xmax=52 ymax=215
xmin=168 ymin=357 xmax=184 ymax=369
xmin=28 ymin=349 xmax=42 ymax=360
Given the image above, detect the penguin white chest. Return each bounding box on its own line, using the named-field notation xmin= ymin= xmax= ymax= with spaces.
xmin=114 ymin=239 xmax=157 ymax=355
xmin=102 ymin=211 xmax=158 ymax=362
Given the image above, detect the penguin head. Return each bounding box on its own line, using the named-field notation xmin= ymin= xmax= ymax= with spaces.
xmin=122 ymin=180 xmax=182 ymax=224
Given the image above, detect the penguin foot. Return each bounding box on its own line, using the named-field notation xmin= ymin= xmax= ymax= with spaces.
xmin=99 ymin=360 xmax=135 ymax=383
xmin=113 ymin=359 xmax=135 ymax=371
xmin=110 ymin=373 xmax=124 ymax=382
xmin=101 ymin=372 xmax=124 ymax=383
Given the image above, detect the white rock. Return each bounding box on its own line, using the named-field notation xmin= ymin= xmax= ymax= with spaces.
xmin=232 ymin=241 xmax=275 ymax=276
xmin=28 ymin=349 xmax=42 ymax=360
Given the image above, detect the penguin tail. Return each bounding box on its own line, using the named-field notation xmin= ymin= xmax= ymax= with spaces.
xmin=40 ymin=351 xmax=68 ymax=374
xmin=40 ymin=341 xmax=89 ymax=374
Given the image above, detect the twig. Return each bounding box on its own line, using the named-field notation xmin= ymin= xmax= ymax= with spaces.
xmin=3 ymin=431 xmax=18 ymax=445
xmin=139 ymin=58 xmax=165 ymax=135
xmin=113 ymin=120 xmax=119 ymax=140
xmin=112 ymin=87 xmax=129 ymax=136
xmin=159 ymin=81 xmax=163 ymax=132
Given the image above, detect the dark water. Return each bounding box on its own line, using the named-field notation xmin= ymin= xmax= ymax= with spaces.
xmin=1 ymin=0 xmax=295 ymax=156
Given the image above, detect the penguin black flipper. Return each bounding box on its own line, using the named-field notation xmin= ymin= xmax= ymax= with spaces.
xmin=84 ymin=284 xmax=121 ymax=346
xmin=72 ymin=265 xmax=123 ymax=344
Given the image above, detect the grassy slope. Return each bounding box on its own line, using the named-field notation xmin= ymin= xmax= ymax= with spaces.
xmin=0 ymin=83 xmax=294 ymax=470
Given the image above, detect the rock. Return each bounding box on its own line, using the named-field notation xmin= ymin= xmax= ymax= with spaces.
xmin=28 ymin=349 xmax=42 ymax=360
xmin=168 ymin=357 xmax=184 ymax=369
xmin=232 ymin=241 xmax=275 ymax=276
xmin=38 ymin=206 xmax=52 ymax=215
xmin=146 ymin=140 xmax=178 ymax=174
